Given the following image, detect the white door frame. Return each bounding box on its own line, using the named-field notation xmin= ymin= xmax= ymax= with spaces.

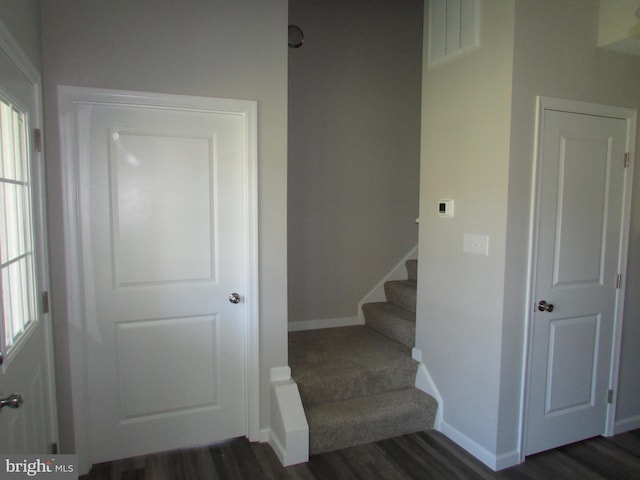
xmin=519 ymin=96 xmax=637 ymax=461
xmin=58 ymin=86 xmax=259 ymax=474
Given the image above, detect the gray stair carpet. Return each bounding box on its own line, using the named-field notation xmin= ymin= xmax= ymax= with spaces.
xmin=289 ymin=259 xmax=437 ymax=455
xmin=361 ymin=301 xmax=415 ymax=349
xmin=365 ymin=259 xmax=417 ymax=348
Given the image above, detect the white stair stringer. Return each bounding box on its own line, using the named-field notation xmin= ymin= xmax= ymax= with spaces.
xmin=269 ymin=366 xmax=309 ymax=466
xmin=358 ymin=245 xmax=418 ymax=323
xmin=412 ymin=347 xmax=443 ymax=430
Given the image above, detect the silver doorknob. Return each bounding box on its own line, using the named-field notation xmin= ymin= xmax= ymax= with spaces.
xmin=537 ymin=300 xmax=554 ymax=312
xmin=229 ymin=292 xmax=241 ymax=304
xmin=0 ymin=393 xmax=23 ymax=410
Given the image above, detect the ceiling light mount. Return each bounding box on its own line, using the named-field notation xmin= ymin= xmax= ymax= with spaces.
xmin=288 ymin=25 xmax=304 ymax=49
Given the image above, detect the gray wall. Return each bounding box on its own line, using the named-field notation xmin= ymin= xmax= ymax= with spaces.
xmin=39 ymin=0 xmax=288 ymax=452
xmin=0 ymin=0 xmax=41 ymax=70
xmin=288 ymin=0 xmax=423 ymax=325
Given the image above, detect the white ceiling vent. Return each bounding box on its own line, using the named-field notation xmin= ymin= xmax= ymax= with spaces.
xmin=428 ymin=0 xmax=480 ymax=68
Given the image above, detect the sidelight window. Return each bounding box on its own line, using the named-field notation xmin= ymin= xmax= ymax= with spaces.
xmin=0 ymin=97 xmax=38 ymax=366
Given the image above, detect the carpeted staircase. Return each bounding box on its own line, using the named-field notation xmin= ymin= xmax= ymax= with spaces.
xmin=289 ymin=259 xmax=437 ymax=454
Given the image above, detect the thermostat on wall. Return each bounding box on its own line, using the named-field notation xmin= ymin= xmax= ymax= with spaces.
xmin=438 ymin=199 xmax=454 ymax=217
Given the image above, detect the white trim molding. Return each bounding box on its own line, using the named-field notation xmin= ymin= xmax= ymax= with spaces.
xmin=412 ymin=348 xmax=443 ymax=430
xmin=614 ymin=414 xmax=640 ymax=435
xmin=440 ymin=421 xmax=519 ymax=471
xmin=288 ymin=315 xmax=361 ymax=332
xmin=268 ymin=367 xmax=309 ymax=466
xmin=358 ymin=245 xmax=418 ymax=322
xmin=0 ymin=18 xmax=40 ymax=83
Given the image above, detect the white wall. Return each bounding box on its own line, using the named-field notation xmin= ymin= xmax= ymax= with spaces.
xmin=39 ymin=0 xmax=288 ymax=452
xmin=419 ymin=0 xmax=640 ymax=466
xmin=288 ymin=0 xmax=423 ymax=326
xmin=417 ymin=0 xmax=515 ymax=458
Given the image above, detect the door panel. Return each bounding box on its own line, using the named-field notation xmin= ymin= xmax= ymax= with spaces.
xmin=116 ymin=316 xmax=219 ymax=420
xmin=112 ymin=130 xmax=215 ymax=285
xmin=525 ymin=105 xmax=631 ymax=455
xmin=553 ymin=135 xmax=609 ymax=286
xmin=69 ymin=94 xmax=252 ymax=464
xmin=0 ymin=36 xmax=54 ymax=454
xmin=545 ymin=315 xmax=599 ymax=415
xmin=0 ymin=329 xmax=49 ymax=453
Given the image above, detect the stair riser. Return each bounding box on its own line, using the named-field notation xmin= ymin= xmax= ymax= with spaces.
xmin=364 ymin=315 xmax=415 ymax=349
xmin=310 ymin=412 xmax=433 ymax=454
xmin=384 ymin=282 xmax=417 ymax=312
xmin=406 ymin=259 xmax=417 ymax=282
xmin=307 ymin=391 xmax=437 ymax=454
xmin=362 ymin=302 xmax=415 ymax=349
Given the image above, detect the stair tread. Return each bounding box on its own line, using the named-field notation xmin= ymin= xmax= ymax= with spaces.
xmin=306 ymin=388 xmax=437 ymax=454
xmin=290 ymin=326 xmax=417 ymax=405
xmin=290 ymin=326 xmax=412 ymax=373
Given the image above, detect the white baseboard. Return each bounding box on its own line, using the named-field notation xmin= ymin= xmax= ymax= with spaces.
xmin=412 ymin=348 xmax=443 ymax=429
xmin=494 ymin=449 xmax=521 ymax=471
xmin=288 ymin=316 xmax=361 ymax=332
xmin=614 ymin=414 xmax=640 ymax=434
xmin=439 ymin=421 xmax=520 ymax=471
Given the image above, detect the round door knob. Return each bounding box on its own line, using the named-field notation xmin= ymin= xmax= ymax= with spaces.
xmin=537 ymin=300 xmax=554 ymax=312
xmin=0 ymin=393 xmax=23 ymax=410
xmin=229 ymin=292 xmax=241 ymax=304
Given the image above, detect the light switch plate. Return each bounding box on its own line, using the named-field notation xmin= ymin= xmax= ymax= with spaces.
xmin=463 ymin=234 xmax=489 ymax=256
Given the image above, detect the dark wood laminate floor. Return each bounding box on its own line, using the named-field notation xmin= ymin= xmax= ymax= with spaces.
xmin=84 ymin=429 xmax=640 ymax=480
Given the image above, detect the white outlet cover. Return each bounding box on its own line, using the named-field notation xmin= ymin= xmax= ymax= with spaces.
xmin=463 ymin=233 xmax=489 ymax=256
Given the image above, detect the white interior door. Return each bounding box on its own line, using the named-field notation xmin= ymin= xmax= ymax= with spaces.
xmin=0 ymin=29 xmax=55 ymax=453
xmin=525 ymin=98 xmax=636 ymax=456
xmin=59 ymin=87 xmax=257 ymax=465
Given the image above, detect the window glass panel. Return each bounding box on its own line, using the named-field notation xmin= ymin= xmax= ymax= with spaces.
xmin=0 ymin=104 xmax=3 ymax=178
xmin=1 ymin=266 xmax=13 ymax=342
xmin=0 ymin=97 xmax=37 ymax=354
xmin=2 ymin=182 xmax=17 ymax=261
xmin=13 ymin=109 xmax=24 ymax=182
xmin=1 ymin=102 xmax=15 ymax=180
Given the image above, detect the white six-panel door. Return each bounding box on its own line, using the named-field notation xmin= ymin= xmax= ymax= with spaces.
xmin=525 ymin=98 xmax=636 ymax=455
xmin=59 ymin=87 xmax=258 ymax=466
